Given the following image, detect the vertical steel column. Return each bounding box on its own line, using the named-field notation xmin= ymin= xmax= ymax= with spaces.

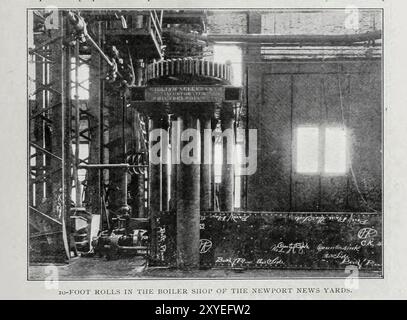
xmin=107 ymin=92 xmax=130 ymax=215
xmin=87 ymin=21 xmax=103 ymax=217
xmin=170 ymin=114 xmax=179 ymax=212
xmin=62 ymin=13 xmax=73 ymax=260
xmin=149 ymin=114 xmax=162 ymax=259
xmin=176 ymin=112 xmax=200 ymax=269
xmin=73 ymin=41 xmax=82 ymax=207
xmin=28 ymin=10 xmax=71 ymax=262
xmin=211 ymin=118 xmax=218 ymax=211
xmin=200 ymin=113 xmax=213 ymax=211
xmin=161 ymin=114 xmax=169 ymax=211
xmin=137 ymin=171 xmax=146 ymax=218
xmin=132 ymin=109 xmax=147 ymax=218
xmin=100 ymin=20 xmax=109 ymax=227
xmin=49 ymin=27 xmax=65 ymax=218
xmin=219 ymin=105 xmax=235 ymax=211
xmin=33 ymin=48 xmax=45 ymax=204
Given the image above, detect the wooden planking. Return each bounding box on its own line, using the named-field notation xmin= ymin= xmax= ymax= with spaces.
xmin=258 ymin=74 xmax=292 ymax=211
xmin=347 ymin=70 xmax=382 ymax=211
xmin=246 ymin=64 xmax=263 ymax=210
xmin=246 ymin=61 xmax=381 ymax=212
xmin=292 ymin=74 xmax=322 ymax=211
xmin=320 ymin=73 xmax=350 ymax=211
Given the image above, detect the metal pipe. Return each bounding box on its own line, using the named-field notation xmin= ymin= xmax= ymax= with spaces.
xmin=137 ymin=171 xmax=146 ymax=218
xmin=170 ymin=116 xmax=178 ymax=211
xmin=200 ymin=115 xmax=212 ymax=211
xmin=176 ymin=114 xmax=201 ymax=270
xmin=164 ymin=29 xmax=381 ymax=45
xmin=74 ymin=41 xmax=81 ymax=207
xmin=205 ymin=31 xmax=382 ymax=44
xmin=67 ymin=11 xmax=114 ymax=67
xmin=61 ymin=13 xmax=72 ymax=261
xmin=85 ymin=33 xmax=114 ymax=67
xmin=78 ymin=163 xmax=147 ymax=169
xmin=219 ymin=106 xmax=235 ymax=211
xmin=149 ymin=116 xmax=162 ymax=260
xmin=161 ymin=115 xmax=169 ymax=211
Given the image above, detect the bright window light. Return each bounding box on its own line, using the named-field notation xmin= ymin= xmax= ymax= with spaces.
xmin=324 ymin=127 xmax=347 ymax=174
xmin=213 ymin=44 xmax=242 ymax=86
xmin=296 ymin=127 xmax=319 ymax=173
xmin=214 ymin=142 xmax=222 ymax=183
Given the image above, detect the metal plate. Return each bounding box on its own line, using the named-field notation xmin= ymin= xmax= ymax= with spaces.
xmin=145 ymin=86 xmax=224 ymax=102
xmin=156 ymin=211 xmax=382 ymax=271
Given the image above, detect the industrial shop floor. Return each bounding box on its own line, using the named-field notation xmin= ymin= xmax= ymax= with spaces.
xmin=28 ymin=257 xmax=382 ymax=280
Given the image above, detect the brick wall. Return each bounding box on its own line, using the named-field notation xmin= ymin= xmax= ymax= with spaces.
xmin=261 ymin=10 xmax=381 ymax=35
xmin=207 ymin=11 xmax=248 ymax=34
xmin=207 ymin=9 xmax=382 ymax=35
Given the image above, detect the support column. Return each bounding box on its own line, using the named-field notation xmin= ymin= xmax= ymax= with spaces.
xmin=200 ymin=113 xmax=213 ymax=211
xmin=86 ymin=22 xmax=102 ymax=216
xmin=211 ymin=118 xmax=218 ymax=211
xmin=84 ymin=23 xmax=103 ymax=251
xmin=219 ymin=105 xmax=235 ymax=211
xmin=134 ymin=58 xmax=146 ymax=218
xmin=176 ymin=112 xmax=200 ymax=269
xmin=33 ymin=50 xmax=45 ymax=205
xmin=62 ymin=15 xmax=73 ymax=259
xmin=149 ymin=114 xmax=162 ymax=259
xmin=50 ymin=26 xmax=66 ymax=219
xmin=137 ymin=169 xmax=146 ymax=218
xmin=106 ymin=93 xmax=131 ymax=224
xmin=170 ymin=114 xmax=179 ymax=211
xmin=73 ymin=41 xmax=82 ymax=207
xmin=161 ymin=115 xmax=169 ymax=211
xmin=128 ymin=108 xmax=147 ymax=219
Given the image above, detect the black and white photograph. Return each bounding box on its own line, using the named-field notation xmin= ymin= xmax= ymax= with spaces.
xmin=26 ymin=7 xmax=384 ymax=281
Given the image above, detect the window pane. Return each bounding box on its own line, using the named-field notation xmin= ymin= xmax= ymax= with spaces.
xmin=213 ymin=45 xmax=242 ymax=86
xmin=296 ymin=127 xmax=319 ymax=173
xmin=325 ymin=127 xmax=347 ymax=173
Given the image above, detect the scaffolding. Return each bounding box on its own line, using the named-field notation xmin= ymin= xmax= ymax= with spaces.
xmin=28 ymin=9 xmax=163 ymax=263
xmin=29 ymin=11 xmax=72 ymax=262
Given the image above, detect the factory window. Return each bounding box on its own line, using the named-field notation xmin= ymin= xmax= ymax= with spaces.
xmin=296 ymin=127 xmax=319 ymax=174
xmin=213 ymin=44 xmax=242 ymax=86
xmin=295 ymin=126 xmax=347 ymax=174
